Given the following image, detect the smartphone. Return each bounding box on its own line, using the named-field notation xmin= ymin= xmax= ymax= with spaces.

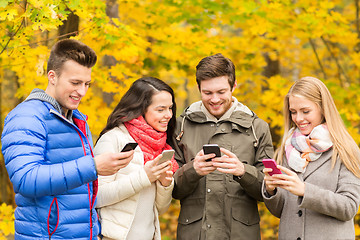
xmin=203 ymin=144 xmax=221 ymax=162
xmin=121 ymin=142 xmax=138 ymax=152
xmin=158 ymin=149 xmax=175 ymax=165
xmin=262 ymin=159 xmax=282 ymax=176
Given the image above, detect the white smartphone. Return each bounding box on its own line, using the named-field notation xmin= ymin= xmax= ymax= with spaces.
xmin=158 ymin=149 xmax=174 ymax=165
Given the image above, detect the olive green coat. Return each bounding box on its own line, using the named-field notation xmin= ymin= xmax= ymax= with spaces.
xmin=171 ymin=100 xmax=274 ymax=240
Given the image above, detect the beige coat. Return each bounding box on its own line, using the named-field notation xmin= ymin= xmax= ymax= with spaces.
xmin=263 ymin=150 xmax=360 ymax=240
xmin=94 ymin=125 xmax=174 ymax=240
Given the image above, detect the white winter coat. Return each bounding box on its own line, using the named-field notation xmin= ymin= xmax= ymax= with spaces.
xmin=94 ymin=124 xmax=174 ymax=240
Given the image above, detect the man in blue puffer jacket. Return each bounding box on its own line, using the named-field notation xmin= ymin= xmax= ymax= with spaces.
xmin=2 ymin=39 xmax=134 ymax=240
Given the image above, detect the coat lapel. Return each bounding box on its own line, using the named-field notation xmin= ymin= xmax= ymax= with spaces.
xmin=303 ymin=150 xmax=333 ymax=180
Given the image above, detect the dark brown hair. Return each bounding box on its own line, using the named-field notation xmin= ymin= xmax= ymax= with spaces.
xmin=97 ymin=77 xmax=177 ymax=144
xmin=196 ymin=53 xmax=236 ymax=88
xmin=47 ymin=39 xmax=97 ymax=76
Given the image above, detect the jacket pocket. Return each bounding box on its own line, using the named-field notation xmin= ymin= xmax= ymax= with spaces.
xmin=227 ymin=194 xmax=260 ymax=226
xmin=177 ymin=198 xmax=204 ymax=240
xmin=223 ymin=195 xmax=261 ymax=240
xmin=178 ymin=198 xmax=204 ymax=225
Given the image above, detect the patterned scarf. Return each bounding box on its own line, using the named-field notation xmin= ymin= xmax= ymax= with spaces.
xmin=124 ymin=116 xmax=179 ymax=173
xmin=285 ymin=124 xmax=333 ymax=173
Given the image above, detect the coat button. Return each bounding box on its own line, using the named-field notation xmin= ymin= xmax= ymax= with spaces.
xmin=207 ymin=188 xmax=211 ymax=193
xmin=186 ymin=219 xmax=189 ymax=223
xmin=297 ymin=210 xmax=302 ymax=217
xmin=207 ymin=224 xmax=211 ymax=228
xmin=221 ymin=129 xmax=225 ymax=132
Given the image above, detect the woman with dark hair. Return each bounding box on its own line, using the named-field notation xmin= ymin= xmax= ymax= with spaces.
xmin=94 ymin=77 xmax=179 ymax=240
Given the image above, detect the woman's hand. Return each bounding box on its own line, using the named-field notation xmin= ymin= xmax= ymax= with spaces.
xmin=158 ymin=169 xmax=173 ymax=187
xmin=263 ymin=167 xmax=281 ymax=196
xmin=144 ymin=154 xmax=171 ymax=183
xmin=268 ymin=165 xmax=305 ymax=197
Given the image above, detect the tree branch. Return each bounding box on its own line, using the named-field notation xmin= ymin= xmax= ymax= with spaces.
xmin=0 ymin=18 xmax=25 ymax=56
xmin=356 ymin=0 xmax=360 ymax=41
xmin=321 ymin=36 xmax=350 ymax=86
xmin=309 ymin=38 xmax=327 ymax=80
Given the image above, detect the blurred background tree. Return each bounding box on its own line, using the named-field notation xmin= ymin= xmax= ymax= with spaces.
xmin=1 ymin=0 xmax=360 ymax=239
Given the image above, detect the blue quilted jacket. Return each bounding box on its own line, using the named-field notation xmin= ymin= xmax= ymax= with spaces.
xmin=2 ymin=92 xmax=99 ymax=239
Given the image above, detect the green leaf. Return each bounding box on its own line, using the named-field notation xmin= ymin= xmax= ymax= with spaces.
xmin=0 ymin=0 xmax=10 ymax=8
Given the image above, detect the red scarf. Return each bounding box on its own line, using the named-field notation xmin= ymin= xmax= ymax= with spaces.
xmin=124 ymin=116 xmax=179 ymax=173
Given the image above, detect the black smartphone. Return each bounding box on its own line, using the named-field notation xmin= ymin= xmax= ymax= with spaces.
xmin=121 ymin=142 xmax=138 ymax=152
xmin=203 ymin=144 xmax=221 ymax=161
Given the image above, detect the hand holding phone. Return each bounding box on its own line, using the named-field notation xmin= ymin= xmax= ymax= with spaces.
xmin=121 ymin=142 xmax=138 ymax=152
xmin=158 ymin=149 xmax=174 ymax=165
xmin=203 ymin=144 xmax=221 ymax=162
xmin=262 ymin=159 xmax=282 ymax=176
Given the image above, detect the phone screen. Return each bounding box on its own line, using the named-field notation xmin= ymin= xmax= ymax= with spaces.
xmin=121 ymin=142 xmax=138 ymax=152
xmin=203 ymin=144 xmax=221 ymax=161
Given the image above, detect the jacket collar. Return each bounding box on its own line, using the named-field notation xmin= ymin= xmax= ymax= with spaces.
xmin=181 ymin=97 xmax=255 ymax=128
xmin=25 ymin=88 xmax=74 ymax=122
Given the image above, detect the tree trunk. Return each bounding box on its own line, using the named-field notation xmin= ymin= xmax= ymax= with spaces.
xmin=0 ymin=69 xmax=20 ymax=205
xmin=100 ymin=0 xmax=121 ymax=107
xmin=58 ymin=11 xmax=79 ymax=39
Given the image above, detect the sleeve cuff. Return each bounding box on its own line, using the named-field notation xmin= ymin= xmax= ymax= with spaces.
xmin=233 ymin=163 xmax=262 ymax=185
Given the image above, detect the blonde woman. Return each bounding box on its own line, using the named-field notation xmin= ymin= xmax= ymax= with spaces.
xmin=263 ymin=76 xmax=360 ymax=240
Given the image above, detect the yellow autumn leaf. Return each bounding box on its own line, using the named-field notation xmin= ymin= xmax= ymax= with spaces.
xmin=0 ymin=8 xmax=18 ymax=21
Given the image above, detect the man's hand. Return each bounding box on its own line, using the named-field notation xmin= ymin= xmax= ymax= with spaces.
xmin=193 ymin=150 xmax=217 ymax=176
xmin=211 ymin=148 xmax=245 ymax=177
xmin=94 ymin=151 xmax=134 ymax=176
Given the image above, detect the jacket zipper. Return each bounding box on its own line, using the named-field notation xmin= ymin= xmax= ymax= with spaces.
xmin=50 ymin=109 xmax=95 ymax=240
xmin=47 ymin=197 xmax=59 ymax=240
xmin=74 ymin=127 xmax=94 ymax=240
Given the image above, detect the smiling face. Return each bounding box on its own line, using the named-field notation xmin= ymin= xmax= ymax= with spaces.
xmin=46 ymin=60 xmax=92 ymax=116
xmin=144 ymin=91 xmax=173 ymax=132
xmin=289 ymin=95 xmax=323 ymax=135
xmin=199 ymin=76 xmax=235 ymax=119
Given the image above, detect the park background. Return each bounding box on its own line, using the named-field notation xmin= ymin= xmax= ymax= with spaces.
xmin=1 ymin=0 xmax=360 ymax=239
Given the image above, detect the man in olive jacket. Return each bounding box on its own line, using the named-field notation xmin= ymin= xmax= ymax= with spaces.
xmin=171 ymin=53 xmax=274 ymax=240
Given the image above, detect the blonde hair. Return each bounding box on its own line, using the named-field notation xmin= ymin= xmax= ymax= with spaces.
xmin=275 ymin=76 xmax=360 ymax=178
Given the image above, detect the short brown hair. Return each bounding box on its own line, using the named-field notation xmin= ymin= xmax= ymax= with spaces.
xmin=47 ymin=39 xmax=97 ymax=76
xmin=196 ymin=53 xmax=235 ymax=88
